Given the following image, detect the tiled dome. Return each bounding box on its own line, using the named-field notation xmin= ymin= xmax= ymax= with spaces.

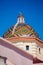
xmin=3 ymin=23 xmax=39 ymax=38
xmin=3 ymin=14 xmax=39 ymax=38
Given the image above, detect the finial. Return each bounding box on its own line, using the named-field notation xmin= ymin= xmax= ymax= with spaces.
xmin=19 ymin=12 xmax=23 ymax=15
xmin=18 ymin=12 xmax=24 ymax=18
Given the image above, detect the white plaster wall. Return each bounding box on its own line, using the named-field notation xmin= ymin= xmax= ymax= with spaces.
xmin=13 ymin=41 xmax=43 ymax=61
xmin=13 ymin=42 xmax=37 ymax=57
xmin=37 ymin=44 xmax=43 ymax=61
xmin=14 ymin=42 xmax=24 ymax=50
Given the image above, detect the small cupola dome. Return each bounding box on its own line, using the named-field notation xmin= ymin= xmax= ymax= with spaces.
xmin=17 ymin=13 xmax=25 ymax=24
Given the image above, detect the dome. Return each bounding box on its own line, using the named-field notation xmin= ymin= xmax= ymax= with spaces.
xmin=3 ymin=14 xmax=39 ymax=38
xmin=3 ymin=23 xmax=39 ymax=38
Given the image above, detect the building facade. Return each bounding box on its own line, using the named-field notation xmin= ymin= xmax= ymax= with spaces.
xmin=0 ymin=14 xmax=43 ymax=65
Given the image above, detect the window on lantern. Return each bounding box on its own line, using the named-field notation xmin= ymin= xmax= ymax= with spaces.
xmin=26 ymin=45 xmax=29 ymax=50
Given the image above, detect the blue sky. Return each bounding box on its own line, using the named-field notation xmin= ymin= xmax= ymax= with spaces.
xmin=0 ymin=0 xmax=43 ymax=40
